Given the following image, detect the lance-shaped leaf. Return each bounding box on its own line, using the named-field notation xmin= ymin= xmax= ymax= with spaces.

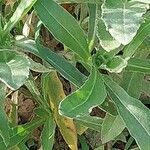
xmin=35 ymin=0 xmax=90 ymax=61
xmin=123 ymin=20 xmax=150 ymax=58
xmin=28 ymin=57 xmax=52 ymax=73
xmin=43 ymin=72 xmax=78 ymax=150
xmin=4 ymin=0 xmax=37 ymax=34
xmin=122 ymin=44 xmax=150 ymax=98
xmin=41 ymin=117 xmax=56 ymax=150
xmin=88 ymin=4 xmax=97 ymax=51
xmin=37 ymin=43 xmax=87 ymax=87
xmin=76 ymin=115 xmax=103 ymax=132
xmin=59 ymin=68 xmax=107 ymax=118
xmin=0 ymin=83 xmax=10 ymax=146
xmin=0 ymin=117 xmax=45 ymax=149
xmin=104 ymin=76 xmax=150 ymax=150
xmin=126 ymin=58 xmax=150 ymax=74
xmin=101 ymin=114 xmax=125 ymax=143
xmin=7 ymin=117 xmax=44 ymax=149
xmin=122 ymin=71 xmax=143 ymax=99
xmin=15 ymin=38 xmax=87 ymax=87
xmin=0 ymin=51 xmax=30 ymax=90
xmin=101 ymin=0 xmax=148 ymax=45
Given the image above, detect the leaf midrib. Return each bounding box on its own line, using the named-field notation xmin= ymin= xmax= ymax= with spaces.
xmin=127 ymin=63 xmax=150 ymax=72
xmin=38 ymin=1 xmax=89 ymax=58
xmin=105 ymin=81 xmax=150 ymax=138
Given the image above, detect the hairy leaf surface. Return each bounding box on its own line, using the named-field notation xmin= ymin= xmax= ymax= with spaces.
xmin=102 ymin=0 xmax=148 ymax=45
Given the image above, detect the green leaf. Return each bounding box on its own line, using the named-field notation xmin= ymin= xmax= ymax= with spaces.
xmin=59 ymin=67 xmax=107 ymax=118
xmin=101 ymin=114 xmax=125 ymax=143
xmin=101 ymin=0 xmax=148 ymax=45
xmin=123 ymin=19 xmax=150 ymax=58
xmin=0 ymin=118 xmax=44 ymax=149
xmin=0 ymin=51 xmax=30 ymax=90
xmin=99 ymin=99 xmax=118 ymax=116
xmin=4 ymin=0 xmax=37 ymax=34
xmin=25 ymin=75 xmax=49 ymax=109
xmin=0 ymin=82 xmax=10 ymax=146
xmin=115 ymin=133 xmax=127 ymax=143
xmin=18 ymin=143 xmax=29 ymax=150
xmin=104 ymin=76 xmax=150 ymax=150
xmin=41 ymin=117 xmax=56 ymax=150
xmin=88 ymin=4 xmax=97 ymax=51
xmin=121 ymin=71 xmax=143 ymax=98
xmin=37 ymin=43 xmax=87 ymax=87
xmin=94 ymin=145 xmax=104 ymax=150
xmin=126 ymin=58 xmax=150 ymax=74
xmin=28 ymin=57 xmax=52 ymax=73
xmin=8 ymin=118 xmax=44 ymax=149
xmin=34 ymin=0 xmax=90 ymax=61
xmin=105 ymin=56 xmax=127 ymax=73
xmin=122 ymin=42 xmax=150 ymax=98
xmin=97 ymin=18 xmax=121 ymax=52
xmin=15 ymin=38 xmax=87 ymax=87
xmin=79 ymin=136 xmax=89 ymax=150
xmin=124 ymin=137 xmax=135 ymax=150
xmin=76 ymin=115 xmax=103 ymax=132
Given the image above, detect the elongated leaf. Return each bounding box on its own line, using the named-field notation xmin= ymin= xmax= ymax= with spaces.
xmin=88 ymin=4 xmax=97 ymax=51
xmin=0 ymin=82 xmax=10 ymax=146
xmin=126 ymin=58 xmax=150 ymax=74
xmin=76 ymin=115 xmax=103 ymax=132
xmin=0 ymin=118 xmax=44 ymax=149
xmin=104 ymin=76 xmax=150 ymax=150
xmin=101 ymin=0 xmax=148 ymax=45
xmin=123 ymin=20 xmax=150 ymax=58
xmin=0 ymin=51 xmax=30 ymax=90
xmin=41 ymin=117 xmax=56 ymax=150
xmin=4 ymin=0 xmax=37 ymax=34
xmin=35 ymin=0 xmax=90 ymax=61
xmin=15 ymin=38 xmax=87 ymax=87
xmin=43 ymin=72 xmax=78 ymax=150
xmin=122 ymin=71 xmax=143 ymax=98
xmin=25 ymin=76 xmax=49 ymax=109
xmin=101 ymin=114 xmax=125 ymax=143
xmin=59 ymin=67 xmax=107 ymax=118
xmin=37 ymin=43 xmax=87 ymax=87
xmin=122 ymin=42 xmax=150 ymax=98
xmin=79 ymin=136 xmax=89 ymax=150
xmin=8 ymin=118 xmax=44 ymax=149
xmin=28 ymin=57 xmax=52 ymax=73
xmin=18 ymin=143 xmax=29 ymax=150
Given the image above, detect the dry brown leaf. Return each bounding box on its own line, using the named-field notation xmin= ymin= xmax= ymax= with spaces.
xmin=46 ymin=71 xmax=78 ymax=150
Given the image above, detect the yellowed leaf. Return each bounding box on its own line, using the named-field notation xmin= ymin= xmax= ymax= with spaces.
xmin=75 ymin=122 xmax=88 ymax=135
xmin=46 ymin=71 xmax=78 ymax=150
